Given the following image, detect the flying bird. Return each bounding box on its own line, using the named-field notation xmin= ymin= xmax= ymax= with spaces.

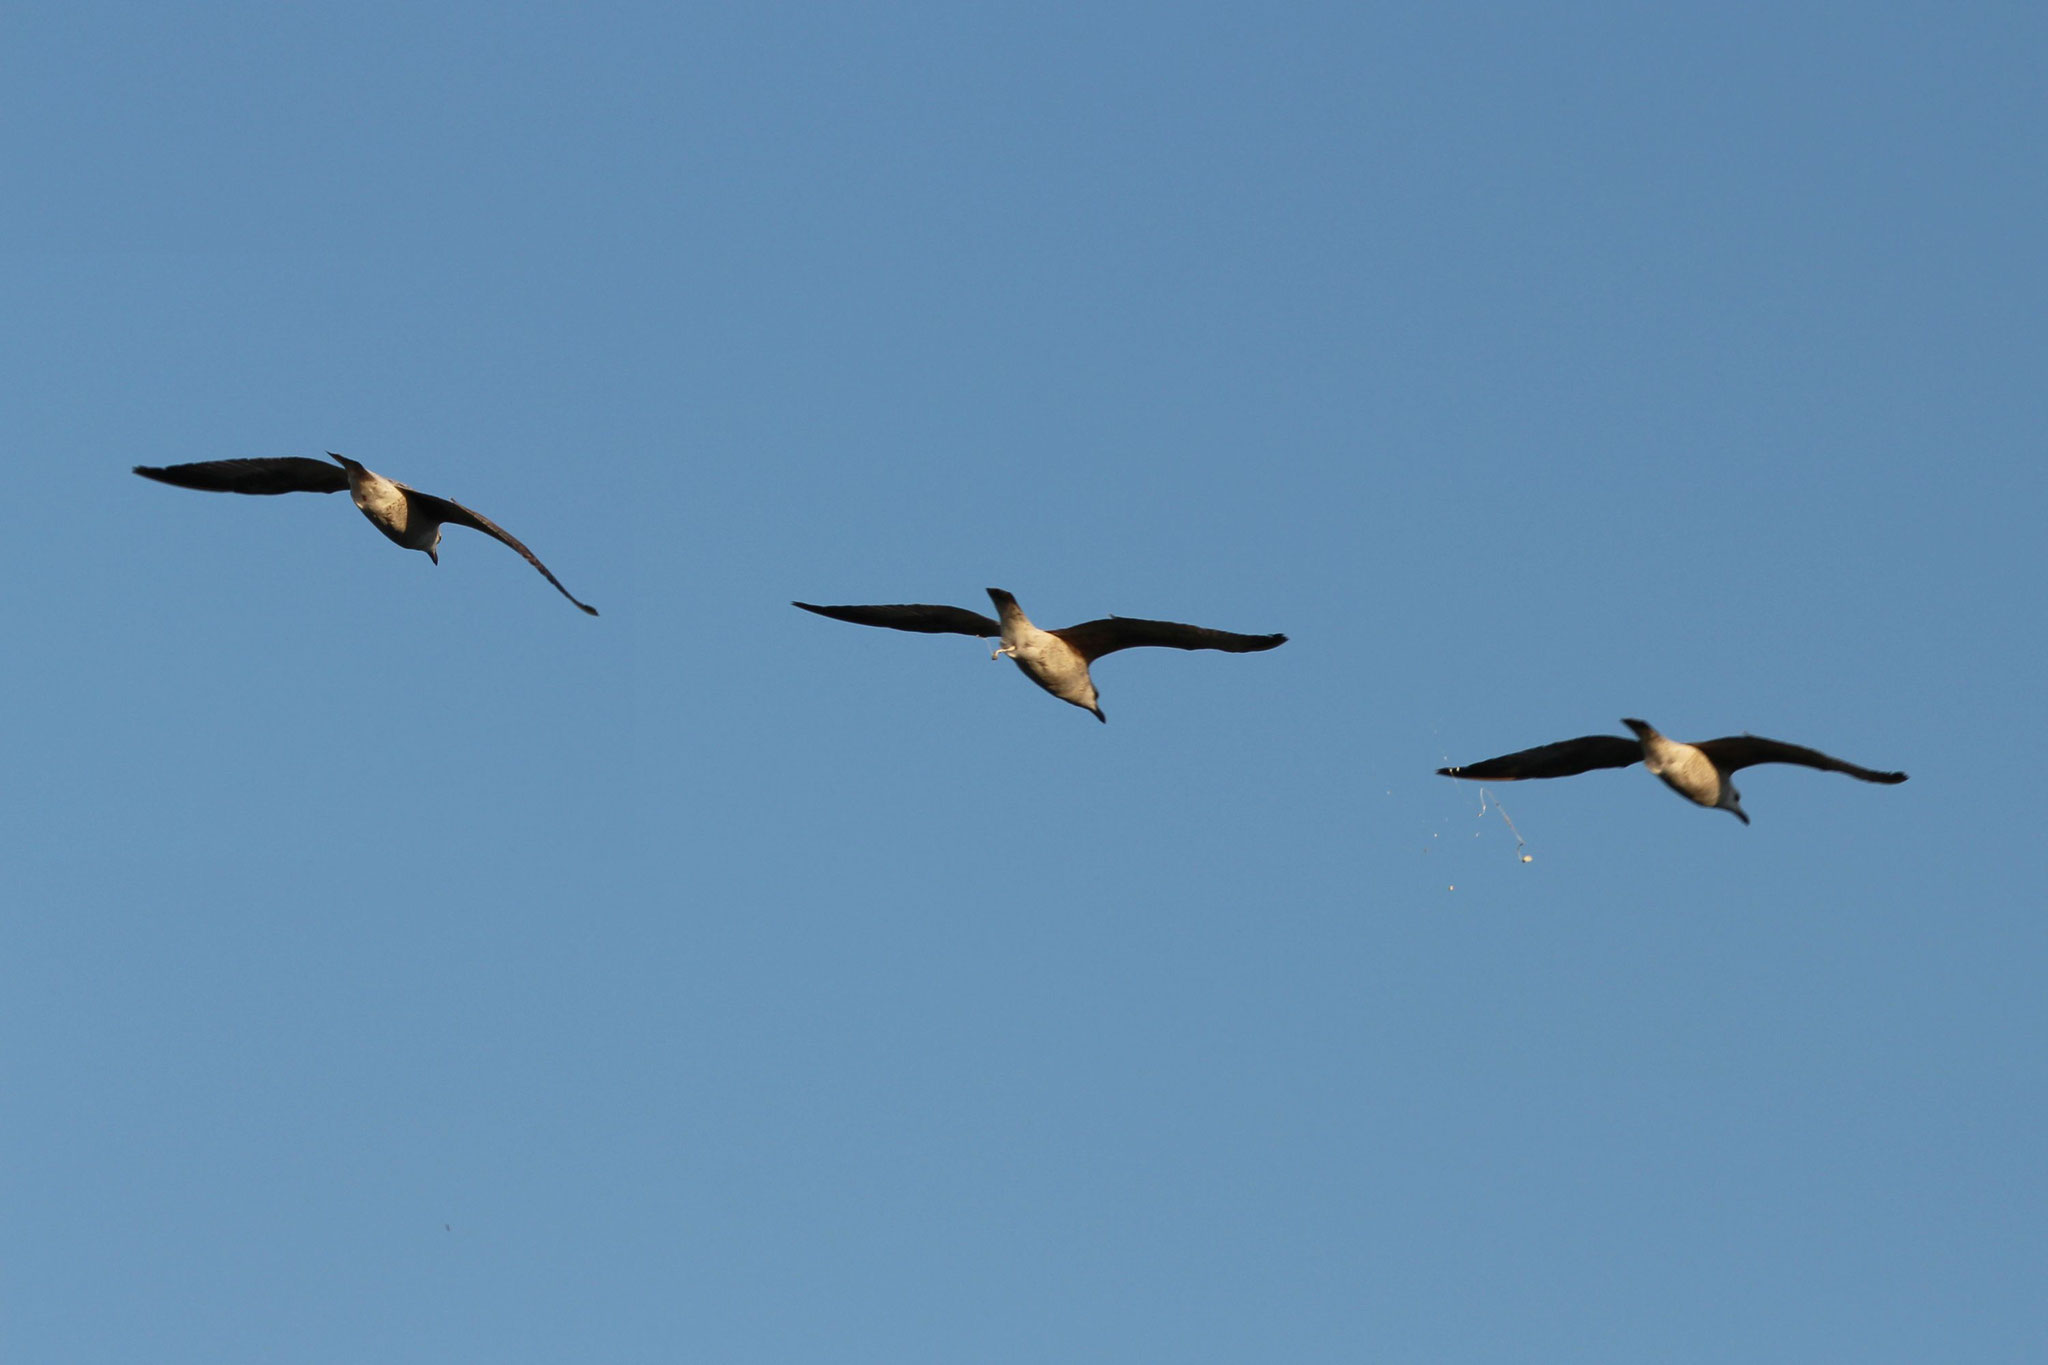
xmin=1437 ymin=718 xmax=1906 ymax=824
xmin=793 ymin=588 xmax=1286 ymax=721
xmin=133 ymin=453 xmax=598 ymax=614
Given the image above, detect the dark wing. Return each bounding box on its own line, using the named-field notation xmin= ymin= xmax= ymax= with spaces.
xmin=1694 ymin=736 xmax=1907 ymax=783
xmin=792 ymin=602 xmax=1001 ymax=637
xmin=134 ymin=458 xmax=349 ymax=495
xmin=1052 ymin=617 xmax=1288 ymax=662
xmin=407 ymin=492 xmax=599 ymax=615
xmin=1437 ymin=734 xmax=1644 ymax=781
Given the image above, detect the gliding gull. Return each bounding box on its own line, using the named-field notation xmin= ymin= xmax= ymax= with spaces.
xmin=134 ymin=453 xmax=598 ymax=614
xmin=793 ymin=588 xmax=1286 ymax=721
xmin=1437 ymin=718 xmax=1907 ymax=824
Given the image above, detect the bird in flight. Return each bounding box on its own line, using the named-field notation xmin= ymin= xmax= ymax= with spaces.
xmin=1437 ymin=718 xmax=1906 ymax=824
xmin=134 ymin=453 xmax=598 ymax=614
xmin=793 ymin=588 xmax=1286 ymax=721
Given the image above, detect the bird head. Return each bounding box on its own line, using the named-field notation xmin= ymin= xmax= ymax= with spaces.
xmin=1072 ymin=676 xmax=1104 ymax=722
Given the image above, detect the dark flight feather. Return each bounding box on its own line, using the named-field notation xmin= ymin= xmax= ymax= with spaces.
xmin=407 ymin=491 xmax=598 ymax=615
xmin=792 ymin=602 xmax=1002 ymax=637
xmin=1694 ymin=736 xmax=1906 ymax=783
xmin=1437 ymin=735 xmax=1645 ymax=781
xmin=134 ymin=458 xmax=349 ymax=496
xmin=1053 ymin=617 xmax=1288 ymax=662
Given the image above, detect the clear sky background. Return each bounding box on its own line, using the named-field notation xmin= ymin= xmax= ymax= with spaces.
xmin=4 ymin=2 xmax=2043 ymax=1360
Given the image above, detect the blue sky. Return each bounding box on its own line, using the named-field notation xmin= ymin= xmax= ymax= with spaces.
xmin=5 ymin=2 xmax=2044 ymax=1359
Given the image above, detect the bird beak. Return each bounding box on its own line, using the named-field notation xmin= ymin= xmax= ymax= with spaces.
xmin=428 ymin=548 xmax=439 ymax=565
xmin=1092 ymin=707 xmax=1106 ymax=724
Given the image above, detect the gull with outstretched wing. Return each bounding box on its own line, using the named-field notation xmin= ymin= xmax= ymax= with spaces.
xmin=1437 ymin=718 xmax=1906 ymax=823
xmin=794 ymin=588 xmax=1285 ymax=721
xmin=134 ymin=453 xmax=598 ymax=614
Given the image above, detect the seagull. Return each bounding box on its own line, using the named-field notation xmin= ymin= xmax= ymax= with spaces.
xmin=792 ymin=588 xmax=1287 ymax=721
xmin=133 ymin=453 xmax=598 ymax=614
xmin=1436 ymin=718 xmax=1907 ymax=824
